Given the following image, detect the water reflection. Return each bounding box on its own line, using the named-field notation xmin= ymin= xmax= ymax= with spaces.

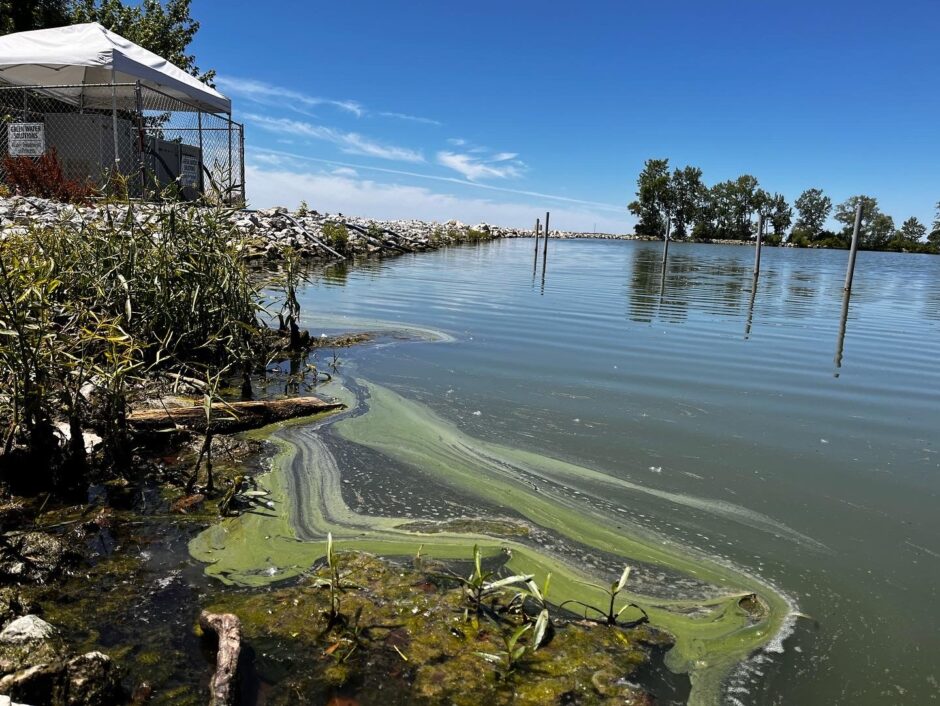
xmin=322 ymin=261 xmax=349 ymax=285
xmin=744 ymin=274 xmax=758 ymax=339
xmin=833 ymin=289 xmax=851 ymax=377
xmin=626 ymin=247 xmax=661 ymax=322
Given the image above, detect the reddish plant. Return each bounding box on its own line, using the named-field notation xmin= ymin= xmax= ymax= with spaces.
xmin=1 ymin=148 xmax=97 ymax=203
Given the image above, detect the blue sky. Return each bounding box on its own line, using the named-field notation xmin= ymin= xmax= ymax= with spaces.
xmin=191 ymin=0 xmax=939 ymax=232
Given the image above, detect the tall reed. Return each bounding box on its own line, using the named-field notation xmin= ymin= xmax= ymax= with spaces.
xmin=0 ymin=193 xmax=268 ymax=492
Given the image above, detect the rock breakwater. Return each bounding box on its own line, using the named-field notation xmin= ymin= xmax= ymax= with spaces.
xmin=0 ymin=195 xmax=651 ymax=263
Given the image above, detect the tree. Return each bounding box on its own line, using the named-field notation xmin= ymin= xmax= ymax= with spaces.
xmin=0 ymin=1 xmax=212 ymax=82
xmin=629 ymin=159 xmax=672 ymax=238
xmin=930 ymin=202 xmax=940 ymax=247
xmin=793 ymin=188 xmax=832 ymax=238
xmin=834 ymin=195 xmax=895 ymax=249
xmin=704 ymin=176 xmax=762 ymax=240
xmin=884 ymin=217 xmax=926 ymax=252
xmin=765 ymin=193 xmax=792 ymax=238
xmin=733 ymin=176 xmax=763 ymax=239
xmin=708 ymin=180 xmax=738 ymax=239
xmin=898 ymin=217 xmax=927 ymax=243
xmin=669 ymin=166 xmax=707 ymax=239
xmin=0 ymin=0 xmax=71 ymax=33
xmin=72 ymin=0 xmax=211 ymax=81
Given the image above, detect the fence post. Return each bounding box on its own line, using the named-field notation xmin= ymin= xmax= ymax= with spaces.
xmin=227 ymin=113 xmax=234 ymax=203
xmin=844 ymin=201 xmax=863 ymax=292
xmin=239 ymin=123 xmax=246 ymax=206
xmin=197 ymin=111 xmax=205 ymax=195
xmin=110 ymin=71 xmax=120 ymax=169
xmin=134 ymin=81 xmax=146 ymax=197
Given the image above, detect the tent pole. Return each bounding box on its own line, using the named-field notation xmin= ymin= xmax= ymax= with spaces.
xmin=111 ymin=71 xmax=120 ymax=170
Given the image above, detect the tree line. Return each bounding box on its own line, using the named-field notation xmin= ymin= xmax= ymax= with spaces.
xmin=628 ymin=158 xmax=940 ymax=253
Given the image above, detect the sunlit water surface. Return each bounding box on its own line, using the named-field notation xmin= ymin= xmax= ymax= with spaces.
xmin=295 ymin=238 xmax=940 ymax=705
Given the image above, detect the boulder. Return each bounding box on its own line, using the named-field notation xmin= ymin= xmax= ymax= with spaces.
xmin=0 ymin=616 xmax=57 ymax=645
xmin=65 ymin=652 xmax=121 ymax=706
xmin=0 ymin=532 xmax=70 ymax=583
xmin=0 ymin=615 xmax=119 ymax=705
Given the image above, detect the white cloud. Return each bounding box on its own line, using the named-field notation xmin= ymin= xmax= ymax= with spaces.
xmin=248 ymin=147 xmax=624 ymax=212
xmin=379 ymin=111 xmax=442 ymax=126
xmin=332 ymin=167 xmax=359 ymax=177
xmin=244 ymin=164 xmax=630 ymax=234
xmin=217 ymin=75 xmax=363 ymax=117
xmin=437 ymin=150 xmax=525 ymax=181
xmin=244 ymin=114 xmax=424 ymax=163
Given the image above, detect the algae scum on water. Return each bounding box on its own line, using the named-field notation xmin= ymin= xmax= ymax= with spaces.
xmin=190 ymin=328 xmax=801 ymax=706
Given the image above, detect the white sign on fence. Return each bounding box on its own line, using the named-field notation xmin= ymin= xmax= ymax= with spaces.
xmin=180 ymin=154 xmax=200 ymax=188
xmin=7 ymin=122 xmax=45 ymax=157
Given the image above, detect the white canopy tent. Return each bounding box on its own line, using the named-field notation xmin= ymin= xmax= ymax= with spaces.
xmin=0 ymin=22 xmax=230 ymax=114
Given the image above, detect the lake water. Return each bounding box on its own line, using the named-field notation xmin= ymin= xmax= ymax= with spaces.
xmin=294 ymin=238 xmax=940 ymax=705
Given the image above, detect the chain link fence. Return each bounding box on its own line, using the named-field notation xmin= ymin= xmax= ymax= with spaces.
xmin=0 ymin=82 xmax=244 ymax=204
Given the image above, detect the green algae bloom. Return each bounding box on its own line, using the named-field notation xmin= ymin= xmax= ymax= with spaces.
xmin=190 ymin=375 xmax=798 ymax=705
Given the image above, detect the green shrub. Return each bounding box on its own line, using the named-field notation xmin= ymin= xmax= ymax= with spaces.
xmin=322 ymin=222 xmax=349 ymax=252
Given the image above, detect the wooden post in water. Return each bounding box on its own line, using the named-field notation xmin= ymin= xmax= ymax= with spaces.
xmin=662 ymin=217 xmax=671 ymax=264
xmin=532 ymin=217 xmax=541 ymax=277
xmin=844 ymin=201 xmax=863 ymax=292
xmin=754 ymin=214 xmax=764 ymax=278
xmin=542 ymin=211 xmax=550 ymax=271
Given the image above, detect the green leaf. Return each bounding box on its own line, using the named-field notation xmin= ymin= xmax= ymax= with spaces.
xmin=532 ymin=609 xmax=549 ymax=650
xmin=484 ymin=574 xmax=533 ymax=591
xmin=475 ymin=652 xmax=501 ymax=664
xmin=506 ymin=623 xmax=530 ymax=651
xmin=615 ymin=565 xmax=632 ymax=594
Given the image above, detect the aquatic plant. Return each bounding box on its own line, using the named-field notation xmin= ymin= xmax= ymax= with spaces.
xmin=560 ymin=565 xmax=649 ymax=627
xmin=512 ymin=573 xmax=554 ymax=646
xmin=275 ymin=246 xmax=305 ymax=351
xmin=476 ymin=610 xmax=548 ymax=680
xmin=440 ymin=545 xmax=531 ymax=620
xmin=312 ymin=533 xmax=358 ymax=628
xmin=184 ymin=367 xmax=234 ymax=494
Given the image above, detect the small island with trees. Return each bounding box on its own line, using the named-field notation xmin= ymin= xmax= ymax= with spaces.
xmin=628 ymin=158 xmax=940 ymax=253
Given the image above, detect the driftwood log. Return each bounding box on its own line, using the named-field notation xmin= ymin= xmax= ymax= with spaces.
xmin=128 ymin=397 xmax=343 ymax=433
xmin=199 ymin=611 xmax=241 ymax=706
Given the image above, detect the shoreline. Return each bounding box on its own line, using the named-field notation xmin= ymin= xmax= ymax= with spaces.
xmin=0 ymin=201 xmax=799 ymax=704
xmin=6 ymin=196 xmax=932 ymax=263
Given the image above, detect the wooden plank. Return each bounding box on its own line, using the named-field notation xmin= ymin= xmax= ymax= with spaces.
xmin=128 ymin=396 xmax=344 ymax=433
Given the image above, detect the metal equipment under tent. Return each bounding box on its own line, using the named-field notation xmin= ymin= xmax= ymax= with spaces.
xmin=0 ymin=22 xmax=244 ymax=202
